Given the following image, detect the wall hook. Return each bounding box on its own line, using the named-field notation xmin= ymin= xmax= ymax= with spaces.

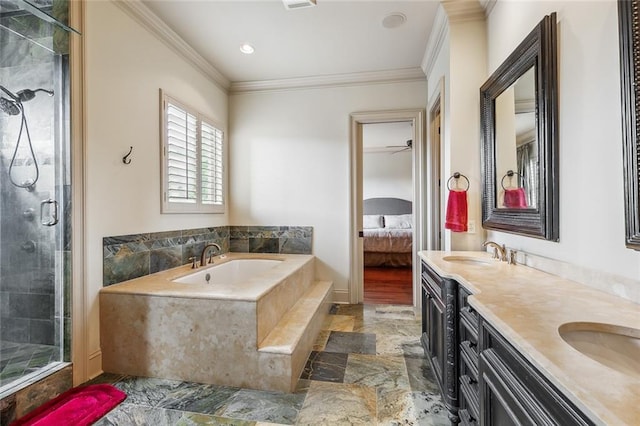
xmin=123 ymin=146 xmax=133 ymax=164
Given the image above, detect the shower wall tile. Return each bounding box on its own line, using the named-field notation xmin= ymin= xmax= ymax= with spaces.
xmin=102 ymin=225 xmax=312 ymax=286
xmin=1 ymin=318 xmax=30 ymax=344
xmin=30 ymin=319 xmax=54 ymax=345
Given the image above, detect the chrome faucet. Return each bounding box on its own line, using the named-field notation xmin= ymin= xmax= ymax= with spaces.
xmin=483 ymin=241 xmax=506 ymax=261
xmin=199 ymin=243 xmax=222 ymax=267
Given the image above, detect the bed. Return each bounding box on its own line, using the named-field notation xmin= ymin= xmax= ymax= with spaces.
xmin=363 ymin=197 xmax=413 ymax=267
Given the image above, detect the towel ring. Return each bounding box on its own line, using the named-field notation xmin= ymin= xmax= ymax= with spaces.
xmin=500 ymin=170 xmax=523 ymax=190
xmin=446 ymin=172 xmax=469 ymax=191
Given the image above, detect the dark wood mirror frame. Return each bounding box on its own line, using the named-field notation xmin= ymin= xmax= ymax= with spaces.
xmin=618 ymin=1 xmax=640 ymax=250
xmin=480 ymin=13 xmax=559 ymax=240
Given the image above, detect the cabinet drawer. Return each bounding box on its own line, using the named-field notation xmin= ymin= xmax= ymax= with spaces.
xmin=460 ymin=340 xmax=479 ymax=381
xmin=421 ymin=261 xmax=444 ymax=301
xmin=460 ymin=308 xmax=479 ymax=344
xmin=459 ymin=376 xmax=479 ymax=421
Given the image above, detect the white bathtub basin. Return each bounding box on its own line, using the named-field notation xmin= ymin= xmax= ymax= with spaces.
xmin=173 ymin=258 xmax=282 ymax=285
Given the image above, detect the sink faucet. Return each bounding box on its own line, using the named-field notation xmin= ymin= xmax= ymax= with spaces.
xmin=483 ymin=241 xmax=506 ymax=261
xmin=199 ymin=243 xmax=222 ymax=267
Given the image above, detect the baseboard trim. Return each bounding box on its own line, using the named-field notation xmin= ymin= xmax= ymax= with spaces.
xmin=332 ymin=289 xmax=350 ymax=304
xmin=87 ymin=349 xmax=103 ymax=381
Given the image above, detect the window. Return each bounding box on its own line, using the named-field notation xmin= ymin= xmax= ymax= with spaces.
xmin=160 ymin=91 xmax=225 ymax=213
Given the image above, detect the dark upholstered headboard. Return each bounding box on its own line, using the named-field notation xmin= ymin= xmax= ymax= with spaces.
xmin=363 ymin=198 xmax=412 ymax=215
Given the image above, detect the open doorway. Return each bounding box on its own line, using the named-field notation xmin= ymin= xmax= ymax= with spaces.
xmin=349 ymin=109 xmax=426 ymax=306
xmin=362 ymin=122 xmax=414 ymax=305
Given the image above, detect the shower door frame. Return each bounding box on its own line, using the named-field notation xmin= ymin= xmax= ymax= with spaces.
xmin=0 ymin=0 xmax=85 ymax=398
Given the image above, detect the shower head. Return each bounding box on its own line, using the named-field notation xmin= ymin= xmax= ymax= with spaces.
xmin=0 ymin=85 xmax=21 ymax=115
xmin=0 ymin=84 xmax=19 ymax=102
xmin=0 ymin=86 xmax=53 ymax=115
xmin=0 ymin=97 xmax=21 ymax=115
xmin=15 ymin=88 xmax=54 ymax=103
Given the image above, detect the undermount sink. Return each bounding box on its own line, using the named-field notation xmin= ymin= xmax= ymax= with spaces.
xmin=558 ymin=322 xmax=640 ymax=377
xmin=442 ymin=255 xmax=497 ymax=266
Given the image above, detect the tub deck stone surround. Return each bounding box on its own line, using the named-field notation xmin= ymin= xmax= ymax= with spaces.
xmin=99 ymin=253 xmax=332 ymax=393
xmin=102 ymin=226 xmax=313 ymax=286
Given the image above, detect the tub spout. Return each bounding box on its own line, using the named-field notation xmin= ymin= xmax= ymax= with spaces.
xmin=200 ymin=243 xmax=222 ymax=267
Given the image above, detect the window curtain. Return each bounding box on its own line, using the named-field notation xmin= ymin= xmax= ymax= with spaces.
xmin=517 ymin=141 xmax=538 ymax=207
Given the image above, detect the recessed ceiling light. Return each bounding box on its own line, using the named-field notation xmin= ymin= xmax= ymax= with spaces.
xmin=382 ymin=13 xmax=406 ymax=29
xmin=240 ymin=43 xmax=255 ymax=54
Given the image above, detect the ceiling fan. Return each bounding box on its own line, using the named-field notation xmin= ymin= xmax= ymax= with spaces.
xmin=385 ymin=139 xmax=412 ymax=154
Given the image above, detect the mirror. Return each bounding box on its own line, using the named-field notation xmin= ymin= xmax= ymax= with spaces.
xmin=618 ymin=1 xmax=640 ymax=250
xmin=494 ymin=67 xmax=538 ymax=210
xmin=481 ymin=13 xmax=559 ymax=240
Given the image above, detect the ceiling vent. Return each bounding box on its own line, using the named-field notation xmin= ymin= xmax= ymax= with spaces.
xmin=282 ymin=0 xmax=316 ymax=10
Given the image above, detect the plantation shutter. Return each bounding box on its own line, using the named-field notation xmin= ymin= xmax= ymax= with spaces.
xmin=161 ymin=91 xmax=225 ymax=214
xmin=201 ymin=121 xmax=224 ymax=205
xmin=166 ymin=102 xmax=198 ymax=204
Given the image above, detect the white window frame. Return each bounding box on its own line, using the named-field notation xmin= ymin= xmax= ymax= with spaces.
xmin=160 ymin=90 xmax=226 ymax=214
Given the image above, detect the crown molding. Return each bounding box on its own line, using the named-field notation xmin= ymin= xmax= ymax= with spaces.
xmin=441 ymin=0 xmax=486 ymax=23
xmin=421 ymin=5 xmax=448 ymax=79
xmin=230 ymin=67 xmax=426 ymax=94
xmin=113 ymin=0 xmax=230 ymax=92
xmin=479 ymin=0 xmax=497 ymax=17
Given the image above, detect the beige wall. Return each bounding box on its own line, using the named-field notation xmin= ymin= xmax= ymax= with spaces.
xmin=485 ymin=1 xmax=640 ymax=283
xmin=84 ymin=1 xmax=228 ymax=379
xmin=228 ymin=82 xmax=427 ymax=302
xmin=426 ymin=13 xmax=487 ymax=251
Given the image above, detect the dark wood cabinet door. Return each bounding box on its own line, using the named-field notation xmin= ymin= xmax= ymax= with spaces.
xmin=480 ymin=349 xmax=540 ymax=426
xmin=427 ymin=291 xmax=445 ymax=385
xmin=479 ymin=322 xmax=594 ymax=426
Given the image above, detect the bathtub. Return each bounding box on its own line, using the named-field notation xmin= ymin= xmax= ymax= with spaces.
xmin=173 ymin=258 xmax=282 ymax=285
xmin=99 ymin=252 xmax=327 ymax=392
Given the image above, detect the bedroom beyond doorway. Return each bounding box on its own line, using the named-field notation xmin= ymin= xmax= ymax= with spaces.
xmin=363 ymin=266 xmax=412 ymax=305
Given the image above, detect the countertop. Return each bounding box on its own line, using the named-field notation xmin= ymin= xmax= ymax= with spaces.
xmin=419 ymin=250 xmax=639 ymax=426
xmin=99 ymin=252 xmax=313 ymax=301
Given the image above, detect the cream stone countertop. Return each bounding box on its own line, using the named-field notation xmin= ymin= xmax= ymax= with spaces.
xmin=419 ymin=250 xmax=640 ymax=426
xmin=100 ymin=252 xmax=313 ymax=301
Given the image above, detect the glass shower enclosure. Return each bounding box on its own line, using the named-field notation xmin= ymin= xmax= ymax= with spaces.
xmin=0 ymin=0 xmax=75 ymax=398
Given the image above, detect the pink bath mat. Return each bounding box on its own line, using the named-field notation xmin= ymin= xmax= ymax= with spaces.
xmin=11 ymin=383 xmax=126 ymax=426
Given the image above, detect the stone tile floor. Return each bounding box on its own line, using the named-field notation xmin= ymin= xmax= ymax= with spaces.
xmin=93 ymin=304 xmax=449 ymax=425
xmin=0 ymin=342 xmax=58 ymax=386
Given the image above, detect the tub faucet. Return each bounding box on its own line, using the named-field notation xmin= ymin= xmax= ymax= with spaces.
xmin=200 ymin=243 xmax=222 ymax=267
xmin=483 ymin=241 xmax=506 ymax=261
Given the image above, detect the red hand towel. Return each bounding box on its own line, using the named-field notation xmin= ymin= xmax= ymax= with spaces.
xmin=445 ymin=190 xmax=468 ymax=232
xmin=504 ymin=188 xmax=527 ymax=208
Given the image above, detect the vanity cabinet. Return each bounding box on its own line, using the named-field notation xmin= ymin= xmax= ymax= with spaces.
xmin=478 ymin=320 xmax=594 ymax=426
xmin=420 ymin=258 xmax=593 ymax=426
xmin=458 ymin=286 xmax=479 ymax=426
xmin=421 ymin=261 xmax=459 ymax=423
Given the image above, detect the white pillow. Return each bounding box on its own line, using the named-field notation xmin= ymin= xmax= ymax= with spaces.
xmin=363 ymin=215 xmax=384 ymax=229
xmin=384 ymin=214 xmax=412 ymax=229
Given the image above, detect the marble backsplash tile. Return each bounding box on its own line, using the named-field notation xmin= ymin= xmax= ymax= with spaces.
xmin=103 ymin=225 xmax=313 ymax=286
xmin=230 ymin=226 xmax=312 ymax=255
xmin=511 ymin=249 xmax=640 ymax=305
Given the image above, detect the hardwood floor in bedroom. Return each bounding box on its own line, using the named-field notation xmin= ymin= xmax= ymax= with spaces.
xmin=363 ymin=266 xmax=413 ymax=305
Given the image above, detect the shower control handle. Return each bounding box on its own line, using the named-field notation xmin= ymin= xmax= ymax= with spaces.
xmin=40 ymin=199 xmax=59 ymax=226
